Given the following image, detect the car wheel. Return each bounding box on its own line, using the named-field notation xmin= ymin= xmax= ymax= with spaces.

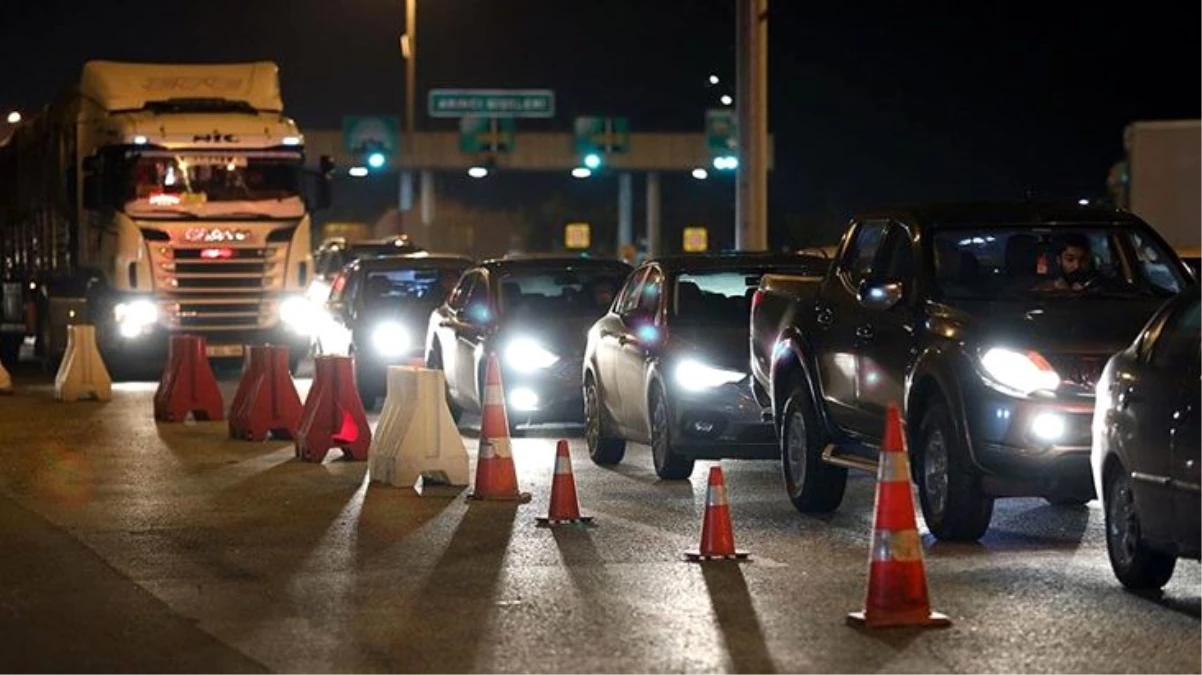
xmin=585 ymin=376 xmax=626 ymax=465
xmin=1104 ymin=469 xmax=1176 ymax=589
xmin=914 ymin=399 xmax=994 ymax=542
xmin=649 ymin=385 xmax=693 ymax=480
xmin=781 ymin=380 xmax=846 ymax=512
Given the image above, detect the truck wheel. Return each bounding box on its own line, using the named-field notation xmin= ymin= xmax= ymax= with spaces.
xmin=914 ymin=400 xmax=994 ymax=542
xmin=649 ymin=386 xmax=693 ymax=480
xmin=585 ymin=376 xmax=625 ymax=465
xmin=1104 ymin=469 xmax=1176 ymax=589
xmin=781 ymin=382 xmax=846 ymax=512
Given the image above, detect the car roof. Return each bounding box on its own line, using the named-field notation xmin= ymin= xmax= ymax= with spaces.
xmin=857 ymin=201 xmax=1146 ymax=227
xmin=478 ymin=256 xmax=632 ymax=273
xmin=646 ymin=252 xmax=830 ymax=272
xmin=353 ymin=254 xmax=473 ymax=271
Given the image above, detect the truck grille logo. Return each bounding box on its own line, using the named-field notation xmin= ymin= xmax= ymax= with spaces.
xmin=183 ymin=227 xmax=250 ymax=243
xmin=192 ymin=132 xmax=239 ymax=143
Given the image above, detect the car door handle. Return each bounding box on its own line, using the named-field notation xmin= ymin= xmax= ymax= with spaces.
xmin=855 ymin=325 xmax=874 ymax=341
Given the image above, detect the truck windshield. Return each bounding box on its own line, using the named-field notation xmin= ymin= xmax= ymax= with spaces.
xmin=931 ymin=226 xmax=1188 ymax=300
xmin=124 ymin=150 xmax=304 ymax=220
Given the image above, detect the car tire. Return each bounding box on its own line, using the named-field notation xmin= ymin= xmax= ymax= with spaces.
xmin=914 ymin=399 xmax=994 ymax=542
xmin=1104 ymin=469 xmax=1176 ymax=590
xmin=649 ymin=385 xmax=694 ymax=480
xmin=585 ymin=375 xmax=625 ymax=465
xmin=781 ymin=379 xmax=846 ymax=512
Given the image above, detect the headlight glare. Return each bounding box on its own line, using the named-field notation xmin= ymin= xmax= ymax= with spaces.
xmin=674 ymin=359 xmax=745 ymax=391
xmin=371 ymin=321 xmax=411 ymax=357
xmin=280 ymin=295 xmax=314 ymax=333
xmin=504 ymin=338 xmax=559 ymax=372
xmin=980 ymin=347 xmax=1060 ymax=394
xmin=114 ymin=299 xmax=158 ymax=338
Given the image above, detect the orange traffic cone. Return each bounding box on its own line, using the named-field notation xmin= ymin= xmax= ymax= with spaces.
xmin=467 ymin=352 xmax=531 ymax=503
xmin=684 ymin=465 xmax=749 ymax=562
xmin=536 ymin=440 xmax=594 ymax=526
xmin=847 ymin=402 xmax=950 ymax=629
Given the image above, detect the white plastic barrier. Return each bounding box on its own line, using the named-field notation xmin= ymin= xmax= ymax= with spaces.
xmin=0 ymin=359 xmax=12 ymax=394
xmin=55 ymin=324 xmax=112 ymax=402
xmin=369 ymin=365 xmax=469 ymax=494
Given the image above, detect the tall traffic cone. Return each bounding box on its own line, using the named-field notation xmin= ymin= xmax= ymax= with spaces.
xmin=684 ymin=465 xmax=749 ymax=561
xmin=536 ymin=440 xmax=593 ymax=526
xmin=847 ymin=402 xmax=950 ymax=629
xmin=467 ymin=352 xmax=530 ymax=502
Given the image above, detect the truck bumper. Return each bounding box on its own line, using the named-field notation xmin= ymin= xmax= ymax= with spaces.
xmin=965 ymin=387 xmax=1097 ymax=499
xmin=98 ymin=324 xmax=311 ymax=374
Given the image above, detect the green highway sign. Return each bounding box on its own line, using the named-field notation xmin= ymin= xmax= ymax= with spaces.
xmin=459 ymin=117 xmax=516 ymax=153
xmin=342 ymin=115 xmax=400 ymax=154
xmin=705 ymin=109 xmax=737 ymax=154
xmin=574 ymin=116 xmax=630 ymax=155
xmin=429 ymin=89 xmax=555 ymax=119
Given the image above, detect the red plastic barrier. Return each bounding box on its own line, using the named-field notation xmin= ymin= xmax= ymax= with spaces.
xmin=154 ymin=335 xmax=224 ymax=422
xmin=295 ymin=355 xmax=371 ymax=463
xmin=229 ymin=345 xmax=302 ymax=441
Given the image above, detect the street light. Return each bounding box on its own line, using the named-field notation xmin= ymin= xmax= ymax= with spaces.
xmin=349 ymin=167 xmax=369 ymax=177
xmin=720 ymin=94 xmax=733 ymax=106
xmin=5 ymin=111 xmax=19 ymax=124
xmin=692 ymin=168 xmax=709 ymax=180
xmin=583 ymin=153 xmax=602 ymax=170
xmin=468 ymin=166 xmax=489 ymax=179
xmin=708 ymin=74 xmax=720 ymax=85
xmin=571 ymin=167 xmax=592 ymax=179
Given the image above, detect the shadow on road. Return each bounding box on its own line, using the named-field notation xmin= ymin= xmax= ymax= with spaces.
xmin=1126 ymin=588 xmax=1202 ymax=619
xmin=701 ymin=563 xmax=777 ymax=674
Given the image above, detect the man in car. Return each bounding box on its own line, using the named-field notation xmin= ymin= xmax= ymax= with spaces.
xmin=1036 ymin=233 xmax=1099 ymax=292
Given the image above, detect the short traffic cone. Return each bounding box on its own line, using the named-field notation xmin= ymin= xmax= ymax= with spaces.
xmin=536 ymin=440 xmax=593 ymax=526
xmin=467 ymin=352 xmax=530 ymax=502
xmin=684 ymin=465 xmax=749 ymax=561
xmin=0 ymin=359 xmax=12 ymax=394
xmin=847 ymin=403 xmax=950 ymax=629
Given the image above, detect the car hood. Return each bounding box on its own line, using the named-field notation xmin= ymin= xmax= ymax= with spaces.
xmin=496 ymin=314 xmax=600 ymax=360
xmin=666 ymin=323 xmax=750 ymax=373
xmin=935 ymin=297 xmax=1165 ymax=355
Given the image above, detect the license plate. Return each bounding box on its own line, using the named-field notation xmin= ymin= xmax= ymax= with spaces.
xmin=205 ymin=344 xmax=244 ymax=358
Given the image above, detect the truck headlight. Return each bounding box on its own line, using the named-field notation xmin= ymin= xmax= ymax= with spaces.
xmin=114 ymin=299 xmax=158 ymax=338
xmin=371 ymin=321 xmax=411 ymax=357
xmin=280 ymin=295 xmax=314 ymax=334
xmin=504 ymin=337 xmax=559 ymax=372
xmin=675 ymin=359 xmax=745 ymax=391
xmin=979 ymin=347 xmax=1061 ymax=395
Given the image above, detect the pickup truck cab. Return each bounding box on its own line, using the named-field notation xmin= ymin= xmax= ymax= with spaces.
xmin=750 ymin=202 xmax=1194 ymax=541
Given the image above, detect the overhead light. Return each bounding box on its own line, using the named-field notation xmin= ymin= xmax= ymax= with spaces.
xmin=367 ymin=152 xmax=386 ymax=169
xmin=281 ymin=135 xmax=301 ymax=146
xmin=133 ymin=135 xmax=148 ymax=145
xmin=1077 ymin=198 xmax=1089 ymax=206
xmin=467 ymin=166 xmax=489 ymax=178
xmin=720 ymin=95 xmax=733 ymax=106
xmin=571 ymin=167 xmax=592 ymax=179
xmin=349 ymin=166 xmax=369 ymax=177
xmin=708 ymin=74 xmax=720 ymax=85
xmin=5 ymin=111 xmax=20 ymax=124
xmin=712 ymin=155 xmax=738 ymax=170
xmin=583 ymin=153 xmax=602 ymax=169
xmin=691 ymin=168 xmax=708 ymax=180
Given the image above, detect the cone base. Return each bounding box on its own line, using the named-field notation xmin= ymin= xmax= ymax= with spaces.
xmin=846 ymin=610 xmax=952 ymax=629
xmin=467 ymin=491 xmax=532 ymax=503
xmin=684 ymin=550 xmax=750 ymax=562
xmin=536 ymin=515 xmax=595 ymax=527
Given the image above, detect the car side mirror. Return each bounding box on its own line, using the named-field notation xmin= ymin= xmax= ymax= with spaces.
xmin=858 ymin=280 xmax=903 ymax=311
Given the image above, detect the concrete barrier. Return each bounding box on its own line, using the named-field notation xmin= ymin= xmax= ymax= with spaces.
xmin=369 ymin=366 xmax=469 ymax=494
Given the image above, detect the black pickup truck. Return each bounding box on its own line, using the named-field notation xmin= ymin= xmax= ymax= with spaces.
xmin=750 ymin=202 xmax=1194 ymax=541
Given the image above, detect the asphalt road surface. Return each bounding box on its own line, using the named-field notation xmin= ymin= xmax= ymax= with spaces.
xmin=0 ymin=369 xmax=1197 ymax=673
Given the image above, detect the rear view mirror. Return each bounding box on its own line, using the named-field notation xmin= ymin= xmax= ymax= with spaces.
xmin=858 ymin=281 xmax=903 ymax=311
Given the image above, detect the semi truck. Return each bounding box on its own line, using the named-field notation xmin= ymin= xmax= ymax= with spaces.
xmin=0 ymin=61 xmax=332 ymax=372
xmin=1108 ymin=119 xmax=1201 ymax=273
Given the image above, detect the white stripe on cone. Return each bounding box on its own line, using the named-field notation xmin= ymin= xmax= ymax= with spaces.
xmin=488 ymin=437 xmax=513 ymax=459
xmin=555 ymin=454 xmax=573 ymax=475
xmin=484 ymin=383 xmax=504 ymax=407
xmin=707 ymin=483 xmax=728 ymax=507
xmin=878 ymin=450 xmax=911 ymax=483
xmin=870 ymin=528 xmax=923 ymax=563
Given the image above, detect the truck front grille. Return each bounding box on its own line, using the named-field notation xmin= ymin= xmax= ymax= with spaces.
xmin=147 ymin=243 xmax=291 ymax=331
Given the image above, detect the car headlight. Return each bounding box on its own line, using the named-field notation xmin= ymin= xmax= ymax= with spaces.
xmin=371 ymin=321 xmax=411 ymax=357
xmin=675 ymin=358 xmax=745 ymax=391
xmin=280 ymin=295 xmax=314 ymax=333
xmin=504 ymin=337 xmax=559 ymax=372
xmin=979 ymin=347 xmax=1061 ymax=395
xmin=305 ymin=279 xmax=331 ymax=303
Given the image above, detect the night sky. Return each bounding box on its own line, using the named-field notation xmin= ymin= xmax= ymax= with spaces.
xmin=1 ymin=0 xmax=1198 ymax=248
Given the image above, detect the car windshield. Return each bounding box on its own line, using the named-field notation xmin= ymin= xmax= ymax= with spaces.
xmin=931 ymin=226 xmax=1188 ymax=300
xmin=674 ymin=268 xmax=807 ymax=322
xmin=498 ymin=267 xmax=627 ymax=316
xmin=362 ymin=266 xmax=466 ymax=309
xmin=124 ymin=150 xmax=305 ymax=220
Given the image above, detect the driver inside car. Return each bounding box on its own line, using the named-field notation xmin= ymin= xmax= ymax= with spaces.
xmin=1034 ymin=233 xmax=1099 ymax=292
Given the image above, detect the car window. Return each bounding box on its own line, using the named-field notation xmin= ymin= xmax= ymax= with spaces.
xmin=1150 ymin=296 xmax=1201 ymax=370
xmin=447 ymin=272 xmax=478 ymax=312
xmin=674 ymin=268 xmax=802 ymax=322
xmin=873 ymin=224 xmax=915 ymax=283
xmin=1128 ymin=231 xmax=1184 ymax=295
xmin=842 ymin=221 xmax=888 ymax=286
xmin=498 ymin=267 xmax=628 ymax=317
xmin=361 ymin=265 xmax=469 ymax=309
xmin=636 ymin=267 xmax=664 ymax=317
xmin=462 ymin=272 xmax=492 ymax=323
xmin=615 ymin=267 xmax=649 ymax=315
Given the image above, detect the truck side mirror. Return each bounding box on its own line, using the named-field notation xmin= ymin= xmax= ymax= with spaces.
xmin=858 ymin=280 xmax=903 ymax=311
xmin=306 ymin=155 xmax=334 ymax=211
xmin=81 ymin=156 xmax=101 ymax=210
